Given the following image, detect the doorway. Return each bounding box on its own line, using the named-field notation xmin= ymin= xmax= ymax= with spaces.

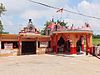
xmin=22 ymin=41 xmax=36 ymax=55
xmin=64 ymin=40 xmax=71 ymax=53
xmin=76 ymin=36 xmax=85 ymax=54
xmin=57 ymin=36 xmax=65 ymax=53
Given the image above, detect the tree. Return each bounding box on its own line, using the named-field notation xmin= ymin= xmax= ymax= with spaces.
xmin=0 ymin=20 xmax=3 ymax=33
xmin=60 ymin=21 xmax=66 ymax=26
xmin=44 ymin=21 xmax=51 ymax=27
xmin=57 ymin=20 xmax=67 ymax=26
xmin=0 ymin=3 xmax=6 ymax=33
xmin=41 ymin=21 xmax=52 ymax=35
xmin=40 ymin=30 xmax=45 ymax=35
xmin=0 ymin=3 xmax=6 ymax=17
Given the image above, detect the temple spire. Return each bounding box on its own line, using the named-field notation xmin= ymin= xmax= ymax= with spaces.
xmin=28 ymin=19 xmax=32 ymax=25
xmin=19 ymin=19 xmax=40 ymax=35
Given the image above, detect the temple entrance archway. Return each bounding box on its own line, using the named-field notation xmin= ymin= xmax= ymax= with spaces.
xmin=64 ymin=40 xmax=71 ymax=54
xmin=22 ymin=41 xmax=36 ymax=55
xmin=57 ymin=36 xmax=65 ymax=53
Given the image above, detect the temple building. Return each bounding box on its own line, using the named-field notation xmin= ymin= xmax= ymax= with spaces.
xmin=19 ymin=19 xmax=40 ymax=35
xmin=45 ymin=20 xmax=93 ymax=54
xmin=0 ymin=19 xmax=50 ymax=56
xmin=0 ymin=19 xmax=93 ymax=56
xmin=45 ymin=20 xmax=68 ymax=35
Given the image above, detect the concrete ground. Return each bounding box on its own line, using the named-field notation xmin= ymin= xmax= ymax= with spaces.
xmin=0 ymin=54 xmax=100 ymax=75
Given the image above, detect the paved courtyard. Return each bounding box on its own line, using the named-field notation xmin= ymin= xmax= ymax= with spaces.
xmin=0 ymin=54 xmax=100 ymax=75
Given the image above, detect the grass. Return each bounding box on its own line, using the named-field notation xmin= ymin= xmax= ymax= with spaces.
xmin=92 ymin=37 xmax=100 ymax=45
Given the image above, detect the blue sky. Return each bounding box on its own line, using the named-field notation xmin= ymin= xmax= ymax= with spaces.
xmin=0 ymin=0 xmax=100 ymax=34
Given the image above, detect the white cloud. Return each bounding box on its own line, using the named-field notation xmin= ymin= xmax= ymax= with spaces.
xmin=78 ymin=0 xmax=100 ymax=16
xmin=0 ymin=0 xmax=100 ymax=34
xmin=0 ymin=0 xmax=27 ymax=15
xmin=78 ymin=0 xmax=90 ymax=10
xmin=77 ymin=0 xmax=100 ymax=34
xmin=3 ymin=17 xmax=18 ymax=34
xmin=21 ymin=10 xmax=42 ymax=20
xmin=0 ymin=0 xmax=65 ymax=15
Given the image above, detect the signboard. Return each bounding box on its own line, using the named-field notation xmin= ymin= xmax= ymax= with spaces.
xmin=40 ymin=42 xmax=48 ymax=47
xmin=4 ymin=43 xmax=13 ymax=49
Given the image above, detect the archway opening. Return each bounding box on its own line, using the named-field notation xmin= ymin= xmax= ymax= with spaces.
xmin=57 ymin=36 xmax=65 ymax=53
xmin=64 ymin=40 xmax=71 ymax=54
xmin=76 ymin=36 xmax=85 ymax=54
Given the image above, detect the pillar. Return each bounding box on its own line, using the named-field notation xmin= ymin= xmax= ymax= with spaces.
xmin=19 ymin=42 xmax=22 ymax=55
xmin=70 ymin=34 xmax=77 ymax=54
xmin=86 ymin=34 xmax=90 ymax=55
xmin=36 ymin=40 xmax=39 ymax=54
xmin=75 ymin=34 xmax=79 ymax=54
xmin=0 ymin=34 xmax=1 ymax=49
xmin=55 ymin=34 xmax=58 ymax=54
xmin=53 ymin=35 xmax=56 ymax=54
xmin=48 ymin=35 xmax=52 ymax=54
xmin=18 ymin=36 xmax=22 ymax=55
xmin=81 ymin=36 xmax=84 ymax=52
xmin=0 ymin=41 xmax=1 ymax=49
xmin=89 ymin=34 xmax=93 ymax=54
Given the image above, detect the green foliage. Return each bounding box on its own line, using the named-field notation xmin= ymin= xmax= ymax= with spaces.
xmin=43 ymin=20 xmax=68 ymax=35
xmin=41 ymin=30 xmax=45 ymax=35
xmin=60 ymin=21 xmax=66 ymax=26
xmin=57 ymin=20 xmax=60 ymax=23
xmin=44 ymin=21 xmax=51 ymax=27
xmin=92 ymin=37 xmax=100 ymax=45
xmin=0 ymin=3 xmax=7 ymax=34
xmin=44 ymin=20 xmax=67 ymax=27
xmin=93 ymin=34 xmax=100 ymax=38
xmin=92 ymin=35 xmax=100 ymax=45
xmin=2 ymin=32 xmax=9 ymax=34
xmin=57 ymin=20 xmax=67 ymax=26
xmin=0 ymin=20 xmax=3 ymax=33
xmin=0 ymin=3 xmax=6 ymax=16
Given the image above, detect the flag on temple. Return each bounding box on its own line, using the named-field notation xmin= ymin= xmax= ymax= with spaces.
xmin=56 ymin=8 xmax=63 ymax=12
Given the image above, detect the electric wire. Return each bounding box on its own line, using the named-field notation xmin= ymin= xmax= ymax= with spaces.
xmin=28 ymin=0 xmax=100 ymax=20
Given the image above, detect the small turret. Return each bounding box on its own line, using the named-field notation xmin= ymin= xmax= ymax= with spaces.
xmin=19 ymin=19 xmax=40 ymax=35
xmin=29 ymin=19 xmax=32 ymax=23
xmin=28 ymin=19 xmax=33 ymax=27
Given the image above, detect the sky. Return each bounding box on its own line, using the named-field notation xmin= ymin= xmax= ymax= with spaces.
xmin=0 ymin=0 xmax=100 ymax=34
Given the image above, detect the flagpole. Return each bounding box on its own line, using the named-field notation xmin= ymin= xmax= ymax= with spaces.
xmin=60 ymin=11 xmax=63 ymax=22
xmin=56 ymin=8 xmax=63 ymax=21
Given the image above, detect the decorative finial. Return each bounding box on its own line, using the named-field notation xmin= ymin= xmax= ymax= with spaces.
xmin=29 ymin=19 xmax=32 ymax=23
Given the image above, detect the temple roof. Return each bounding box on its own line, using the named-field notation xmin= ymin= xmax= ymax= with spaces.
xmin=19 ymin=19 xmax=40 ymax=35
xmin=45 ymin=20 xmax=92 ymax=35
xmin=46 ymin=21 xmax=92 ymax=31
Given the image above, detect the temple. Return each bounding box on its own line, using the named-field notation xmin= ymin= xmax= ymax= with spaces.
xmin=19 ymin=19 xmax=40 ymax=35
xmin=0 ymin=19 xmax=93 ymax=56
xmin=45 ymin=19 xmax=92 ymax=54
